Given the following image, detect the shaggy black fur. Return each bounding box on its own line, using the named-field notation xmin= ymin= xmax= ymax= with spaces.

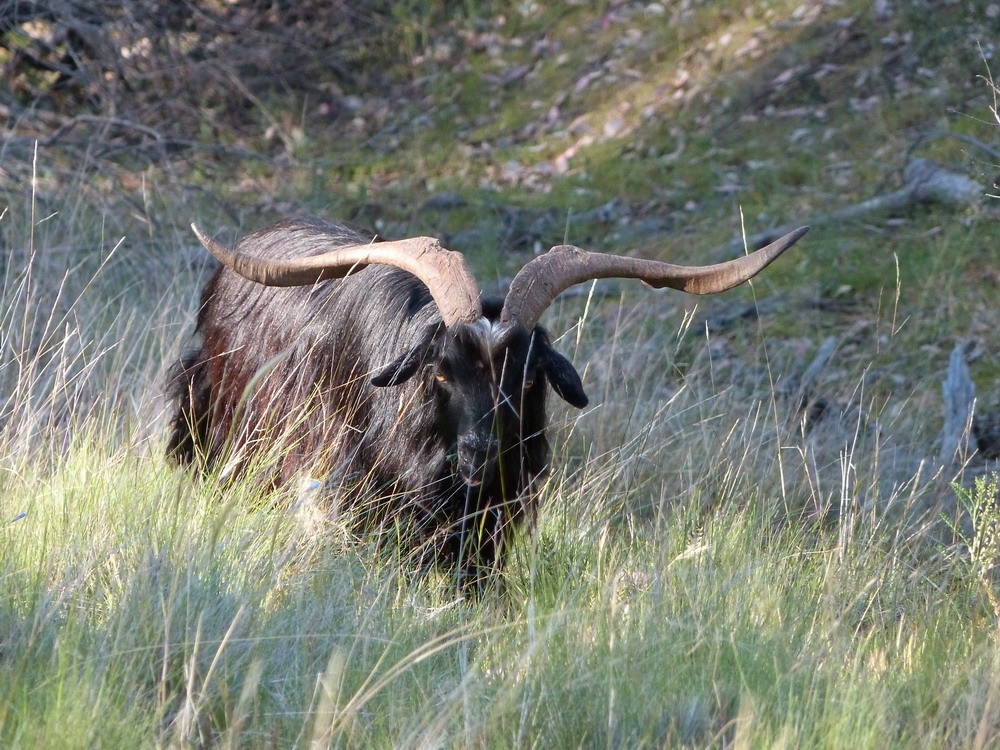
xmin=168 ymin=218 xmax=588 ymax=590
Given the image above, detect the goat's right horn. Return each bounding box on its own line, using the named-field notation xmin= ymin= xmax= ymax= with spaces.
xmin=192 ymin=224 xmax=484 ymax=327
xmin=501 ymin=226 xmax=809 ymax=330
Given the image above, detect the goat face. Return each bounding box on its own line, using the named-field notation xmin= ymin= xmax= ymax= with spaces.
xmin=371 ymin=308 xmax=587 ymax=491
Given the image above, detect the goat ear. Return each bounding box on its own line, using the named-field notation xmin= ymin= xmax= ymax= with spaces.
xmin=371 ymin=325 xmax=440 ymax=387
xmin=543 ymin=349 xmax=588 ymax=408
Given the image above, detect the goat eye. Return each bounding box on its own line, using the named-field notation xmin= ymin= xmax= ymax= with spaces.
xmin=435 ymin=372 xmax=449 ymax=384
xmin=523 ymin=376 xmax=535 ymax=389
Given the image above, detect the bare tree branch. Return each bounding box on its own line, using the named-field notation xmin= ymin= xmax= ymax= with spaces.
xmin=714 ymin=159 xmax=985 ymax=257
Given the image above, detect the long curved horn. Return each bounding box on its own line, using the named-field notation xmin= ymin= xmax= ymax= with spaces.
xmin=501 ymin=226 xmax=809 ymax=329
xmin=192 ymin=224 xmax=483 ymax=327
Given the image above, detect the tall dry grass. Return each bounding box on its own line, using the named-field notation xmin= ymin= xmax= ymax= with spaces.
xmin=1 ymin=154 xmax=999 ymax=747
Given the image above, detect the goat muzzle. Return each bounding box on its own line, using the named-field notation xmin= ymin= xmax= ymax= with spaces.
xmin=457 ymin=436 xmax=500 ymax=487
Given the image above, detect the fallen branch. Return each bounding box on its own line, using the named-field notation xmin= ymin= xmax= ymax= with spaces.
xmin=717 ymin=158 xmax=984 ymax=256
xmin=940 ymin=342 xmax=976 ymax=463
xmin=797 ymin=335 xmax=839 ymax=401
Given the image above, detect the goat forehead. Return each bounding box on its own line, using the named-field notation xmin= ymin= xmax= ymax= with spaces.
xmin=457 ymin=318 xmax=531 ymax=363
xmin=470 ymin=317 xmax=506 ymax=344
xmin=445 ymin=318 xmax=530 ymax=377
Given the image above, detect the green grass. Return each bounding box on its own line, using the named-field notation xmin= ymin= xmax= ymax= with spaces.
xmin=2 ymin=419 xmax=998 ymax=746
xmin=3 ymin=0 xmax=1000 ymax=745
xmin=2 ymin=182 xmax=999 ymax=747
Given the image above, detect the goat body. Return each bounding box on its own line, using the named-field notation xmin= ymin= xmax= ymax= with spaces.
xmin=169 ymin=216 xmax=807 ymax=590
xmin=169 ymin=218 xmax=586 ymax=587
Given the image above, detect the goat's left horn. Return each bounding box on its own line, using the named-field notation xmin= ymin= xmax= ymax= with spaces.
xmin=500 ymin=226 xmax=809 ymax=329
xmin=192 ymin=224 xmax=483 ymax=327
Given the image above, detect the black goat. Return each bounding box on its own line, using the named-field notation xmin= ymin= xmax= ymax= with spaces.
xmin=168 ymin=217 xmax=807 ymax=589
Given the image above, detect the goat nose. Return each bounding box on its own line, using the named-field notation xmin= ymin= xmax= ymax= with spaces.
xmin=458 ymin=437 xmax=497 ymax=464
xmin=457 ymin=436 xmax=499 ymax=485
